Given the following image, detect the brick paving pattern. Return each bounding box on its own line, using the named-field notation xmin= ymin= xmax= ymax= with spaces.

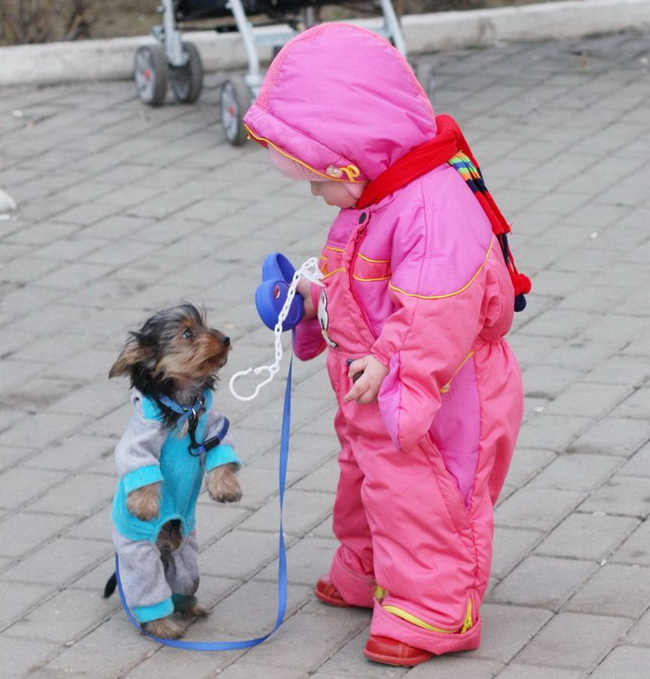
xmin=0 ymin=29 xmax=649 ymax=679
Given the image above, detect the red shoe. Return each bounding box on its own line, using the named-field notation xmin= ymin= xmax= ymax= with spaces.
xmin=314 ymin=577 xmax=351 ymax=607
xmin=364 ymin=635 xmax=433 ymax=667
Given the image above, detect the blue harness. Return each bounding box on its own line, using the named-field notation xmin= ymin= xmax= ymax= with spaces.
xmin=116 ymin=360 xmax=293 ymax=650
xmin=156 ymin=394 xmax=230 ymax=457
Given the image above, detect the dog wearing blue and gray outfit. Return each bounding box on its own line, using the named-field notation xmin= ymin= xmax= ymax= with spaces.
xmin=105 ymin=303 xmax=242 ymax=639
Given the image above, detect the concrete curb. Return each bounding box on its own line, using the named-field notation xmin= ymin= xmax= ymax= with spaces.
xmin=403 ymin=0 xmax=650 ymax=52
xmin=0 ymin=0 xmax=648 ymax=87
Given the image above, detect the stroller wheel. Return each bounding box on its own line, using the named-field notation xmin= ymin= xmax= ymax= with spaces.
xmin=170 ymin=42 xmax=203 ymax=104
xmin=134 ymin=44 xmax=168 ymax=107
xmin=220 ymin=77 xmax=251 ymax=147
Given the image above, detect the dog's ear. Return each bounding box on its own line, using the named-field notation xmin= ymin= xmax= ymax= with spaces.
xmin=109 ymin=335 xmax=155 ymax=378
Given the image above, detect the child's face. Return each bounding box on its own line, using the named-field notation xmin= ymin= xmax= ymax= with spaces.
xmin=310 ymin=181 xmax=360 ymax=208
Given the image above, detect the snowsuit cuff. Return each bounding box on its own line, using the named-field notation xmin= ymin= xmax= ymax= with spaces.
xmin=370 ymin=349 xmax=390 ymax=369
xmin=371 ymin=600 xmax=482 ymax=655
xmin=292 ymin=281 xmax=327 ymax=361
xmin=123 ymin=465 xmax=163 ymax=495
xmin=293 ymin=318 xmax=326 ymax=361
xmin=206 ymin=444 xmax=241 ymax=471
xmin=172 ymin=593 xmax=198 ymax=612
xmin=330 ymin=548 xmax=375 ymax=608
xmin=370 ymin=337 xmax=392 ymax=369
xmin=133 ymin=597 xmax=174 ymax=624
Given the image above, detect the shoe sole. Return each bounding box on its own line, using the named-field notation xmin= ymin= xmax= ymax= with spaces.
xmin=314 ymin=588 xmax=352 ymax=608
xmin=364 ymin=648 xmax=433 ymax=667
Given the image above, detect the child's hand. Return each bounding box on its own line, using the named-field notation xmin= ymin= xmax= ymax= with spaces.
xmin=297 ymin=276 xmax=317 ymax=320
xmin=344 ymin=355 xmax=389 ymax=404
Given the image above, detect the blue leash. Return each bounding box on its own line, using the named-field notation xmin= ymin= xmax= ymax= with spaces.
xmin=116 ymin=359 xmax=293 ymax=650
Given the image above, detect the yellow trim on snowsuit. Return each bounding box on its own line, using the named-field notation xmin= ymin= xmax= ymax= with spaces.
xmin=374 ymin=585 xmax=473 ymax=634
xmin=322 ymin=268 xmax=345 ymax=279
xmin=382 ymin=601 xmax=474 ymax=635
xmin=353 ymin=274 xmax=392 ymax=282
xmin=318 ymin=254 xmax=345 ymax=280
xmin=440 ymin=351 xmax=475 ymax=394
xmin=357 ymin=252 xmax=390 ymax=264
xmin=245 ymin=124 xmax=362 ymax=183
xmin=388 ymin=239 xmax=494 ymax=300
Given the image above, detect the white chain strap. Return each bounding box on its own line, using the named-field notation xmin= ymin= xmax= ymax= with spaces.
xmin=228 ymin=258 xmax=323 ymax=402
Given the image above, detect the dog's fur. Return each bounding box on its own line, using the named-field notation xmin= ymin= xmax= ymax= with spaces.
xmin=108 ymin=303 xmax=242 ymax=638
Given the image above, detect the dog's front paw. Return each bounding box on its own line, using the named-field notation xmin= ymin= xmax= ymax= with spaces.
xmin=127 ymin=482 xmax=161 ymax=521
xmin=207 ymin=463 xmax=242 ymax=503
xmin=142 ymin=616 xmax=184 ymax=639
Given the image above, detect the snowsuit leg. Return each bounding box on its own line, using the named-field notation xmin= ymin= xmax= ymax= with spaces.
xmin=329 ymin=406 xmax=376 ymax=608
xmin=325 ymin=348 xmax=521 ymax=655
xmin=164 ymin=530 xmax=201 ymax=611
xmin=114 ymin=528 xmax=202 ymax=622
xmin=113 ymin=528 xmax=174 ymax=624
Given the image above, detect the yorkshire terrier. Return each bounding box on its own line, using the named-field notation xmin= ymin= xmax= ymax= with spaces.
xmin=104 ymin=302 xmax=242 ymax=639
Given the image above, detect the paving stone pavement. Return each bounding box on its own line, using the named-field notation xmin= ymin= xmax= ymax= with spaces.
xmin=0 ymin=28 xmax=649 ymax=679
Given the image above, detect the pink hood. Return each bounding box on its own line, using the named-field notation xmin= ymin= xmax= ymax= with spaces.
xmin=243 ymin=23 xmax=437 ymax=182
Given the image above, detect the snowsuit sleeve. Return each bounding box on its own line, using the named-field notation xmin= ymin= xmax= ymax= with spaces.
xmin=371 ymin=181 xmax=508 ymax=455
xmin=292 ymin=281 xmax=326 ymax=361
xmin=205 ymin=409 xmax=241 ymax=471
xmin=114 ymin=395 xmax=166 ymax=494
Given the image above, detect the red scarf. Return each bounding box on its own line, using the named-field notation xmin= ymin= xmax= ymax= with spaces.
xmin=357 ymin=114 xmax=531 ymax=310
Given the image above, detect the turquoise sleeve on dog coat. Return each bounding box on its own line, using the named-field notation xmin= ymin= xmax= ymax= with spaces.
xmin=112 ymin=389 xmax=240 ymax=542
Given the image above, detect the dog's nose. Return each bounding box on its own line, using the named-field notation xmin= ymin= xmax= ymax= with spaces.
xmin=221 ymin=336 xmax=230 ymax=346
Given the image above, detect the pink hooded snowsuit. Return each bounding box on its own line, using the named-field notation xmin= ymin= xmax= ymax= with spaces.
xmin=244 ymin=23 xmax=523 ymax=654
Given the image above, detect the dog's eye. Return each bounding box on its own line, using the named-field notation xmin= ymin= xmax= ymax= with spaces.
xmin=182 ymin=328 xmax=193 ymax=339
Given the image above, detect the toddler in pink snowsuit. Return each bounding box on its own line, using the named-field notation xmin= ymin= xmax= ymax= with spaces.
xmin=243 ymin=23 xmax=524 ymax=667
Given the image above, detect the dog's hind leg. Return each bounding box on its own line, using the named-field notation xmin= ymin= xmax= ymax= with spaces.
xmin=143 ymin=617 xmax=184 ymax=639
xmin=180 ymin=602 xmax=210 ymax=618
xmin=164 ymin=530 xmax=210 ymax=618
xmin=113 ymin=528 xmax=180 ymax=635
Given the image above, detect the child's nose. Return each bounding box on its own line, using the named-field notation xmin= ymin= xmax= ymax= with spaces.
xmin=310 ymin=182 xmax=320 ymax=196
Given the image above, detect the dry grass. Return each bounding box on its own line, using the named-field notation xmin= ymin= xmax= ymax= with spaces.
xmin=84 ymin=0 xmax=160 ymax=40
xmin=0 ymin=0 xmax=156 ymax=44
xmin=0 ymin=0 xmax=562 ymax=45
xmin=0 ymin=0 xmax=92 ymax=44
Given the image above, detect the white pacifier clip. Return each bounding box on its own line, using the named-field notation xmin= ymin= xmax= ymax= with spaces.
xmin=229 ymin=258 xmax=324 ymax=402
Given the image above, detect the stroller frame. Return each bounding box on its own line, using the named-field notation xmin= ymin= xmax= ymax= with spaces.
xmin=134 ymin=0 xmax=407 ymax=145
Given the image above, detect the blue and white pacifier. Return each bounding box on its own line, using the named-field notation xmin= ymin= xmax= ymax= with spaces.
xmin=255 ymin=253 xmax=305 ymax=331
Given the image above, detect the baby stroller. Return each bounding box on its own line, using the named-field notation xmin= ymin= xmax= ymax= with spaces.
xmin=134 ymin=0 xmax=406 ymax=145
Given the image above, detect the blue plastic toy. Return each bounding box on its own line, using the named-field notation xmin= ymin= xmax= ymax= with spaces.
xmin=255 ymin=253 xmax=304 ymax=331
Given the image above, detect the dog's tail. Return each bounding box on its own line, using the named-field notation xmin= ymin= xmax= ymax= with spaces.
xmin=104 ymin=572 xmax=117 ymax=599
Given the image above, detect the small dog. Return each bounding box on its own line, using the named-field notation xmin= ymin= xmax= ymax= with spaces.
xmin=104 ymin=303 xmax=242 ymax=639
